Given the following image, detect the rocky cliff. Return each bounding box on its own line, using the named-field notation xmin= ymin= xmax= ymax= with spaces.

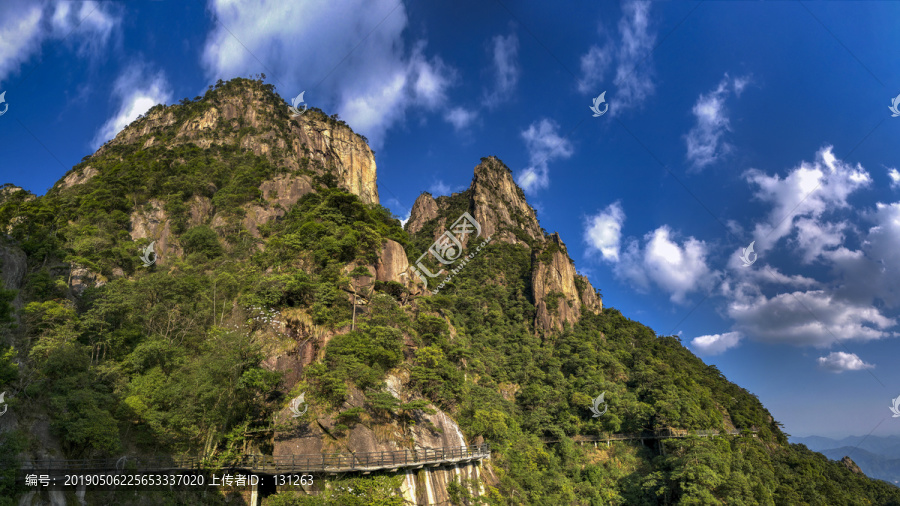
xmin=406 ymin=156 xmax=601 ymax=333
xmin=69 ymin=79 xmax=378 ymax=205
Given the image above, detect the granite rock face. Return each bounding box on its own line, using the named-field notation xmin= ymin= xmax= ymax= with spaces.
xmin=406 ymin=157 xmax=602 ymax=334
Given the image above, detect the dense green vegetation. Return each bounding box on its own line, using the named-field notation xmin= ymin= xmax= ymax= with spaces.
xmin=0 ymin=77 xmax=897 ymax=505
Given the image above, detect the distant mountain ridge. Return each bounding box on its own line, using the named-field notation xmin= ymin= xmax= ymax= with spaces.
xmin=791 ymin=435 xmax=900 ymax=486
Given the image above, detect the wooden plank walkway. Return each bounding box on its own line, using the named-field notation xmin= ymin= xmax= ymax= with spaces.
xmin=22 ymin=444 xmax=492 ymax=476
xmin=540 ymin=428 xmax=758 ymax=444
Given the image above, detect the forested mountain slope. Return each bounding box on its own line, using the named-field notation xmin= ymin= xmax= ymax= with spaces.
xmin=0 ymin=77 xmax=898 ymax=505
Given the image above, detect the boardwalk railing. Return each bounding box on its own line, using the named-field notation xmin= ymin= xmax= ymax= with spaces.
xmin=541 ymin=428 xmax=757 ymax=444
xmin=22 ymin=444 xmax=491 ymax=475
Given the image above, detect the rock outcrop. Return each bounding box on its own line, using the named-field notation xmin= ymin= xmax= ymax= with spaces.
xmin=84 ymin=79 xmax=378 ymax=205
xmin=469 ymin=157 xmax=544 ymax=247
xmin=405 ymin=157 xmax=544 ymax=248
xmin=129 ymin=199 xmax=179 ymax=263
xmin=532 ymin=233 xmax=602 ymax=333
xmin=59 ymin=166 xmax=98 ymax=189
xmin=375 ymin=240 xmax=410 ymax=284
xmin=405 ymin=157 xmax=602 ymax=333
xmin=273 ymin=373 xmax=491 ymax=505
xmin=841 ymin=456 xmax=864 ymax=476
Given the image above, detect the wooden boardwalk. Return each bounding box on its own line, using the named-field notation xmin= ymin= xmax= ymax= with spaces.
xmin=541 ymin=428 xmax=758 ymax=445
xmin=22 ymin=444 xmax=491 ymax=476
xmin=23 ymin=429 xmax=757 ymax=476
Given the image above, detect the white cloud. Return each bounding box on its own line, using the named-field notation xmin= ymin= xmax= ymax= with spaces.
xmin=746 ymin=146 xmax=871 ymax=254
xmin=793 ymin=218 xmax=846 ymax=264
xmin=202 ymin=0 xmax=455 ymax=150
xmin=428 ymin=180 xmax=451 ymax=196
xmin=825 ymin=201 xmax=900 ymax=309
xmin=584 ymin=202 xmax=625 ymax=261
xmin=444 ymin=106 xmax=478 ymax=132
xmin=576 ymin=0 xmax=656 ymax=113
xmin=0 ymin=0 xmax=120 ymax=84
xmin=617 ymin=226 xmax=718 ymax=304
xmin=727 ymin=288 xmax=895 ymax=347
xmin=613 ymin=0 xmax=655 ymax=111
xmin=577 ymin=44 xmax=612 ymax=94
xmin=685 ymin=75 xmax=749 ymax=171
xmin=482 ymin=32 xmax=519 ymax=108
xmin=888 ymin=167 xmax=900 ymax=189
xmin=817 ymin=351 xmax=874 ymax=373
xmin=516 ymin=118 xmax=573 ymax=194
xmin=690 ymin=331 xmax=742 ymax=355
xmin=91 ymin=64 xmax=172 ymax=149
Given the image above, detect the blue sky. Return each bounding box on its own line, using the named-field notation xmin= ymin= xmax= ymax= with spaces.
xmin=2 ymin=0 xmax=900 ymax=439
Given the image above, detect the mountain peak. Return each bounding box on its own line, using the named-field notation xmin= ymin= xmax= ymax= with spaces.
xmin=76 ymin=77 xmax=379 ymax=205
xmin=405 ymin=156 xmax=601 ymax=333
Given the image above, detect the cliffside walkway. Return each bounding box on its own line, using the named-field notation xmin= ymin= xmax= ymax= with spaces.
xmin=541 ymin=428 xmax=759 ymax=448
xmin=21 ymin=444 xmax=492 ymax=477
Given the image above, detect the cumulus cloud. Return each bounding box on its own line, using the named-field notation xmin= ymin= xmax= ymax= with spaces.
xmin=584 ymin=202 xmax=625 ymax=261
xmin=482 ymin=32 xmax=519 ymax=108
xmin=888 ymin=167 xmax=900 ymax=189
xmin=91 ymin=64 xmax=172 ymax=149
xmin=577 ymin=0 xmax=656 ymax=113
xmin=727 ymin=288 xmax=895 ymax=347
xmin=706 ymin=147 xmax=900 ymax=357
xmin=685 ymin=74 xmax=749 ymax=171
xmin=0 ymin=0 xmax=119 ymax=84
xmin=516 ymin=118 xmax=573 ymax=194
xmin=202 ymin=0 xmax=455 ymax=149
xmin=817 ymin=351 xmax=874 ymax=373
xmin=824 ymin=201 xmax=900 ymax=309
xmin=746 ymin=145 xmax=871 ymax=255
xmin=617 ymin=226 xmax=718 ymax=304
xmin=690 ymin=331 xmax=742 ymax=355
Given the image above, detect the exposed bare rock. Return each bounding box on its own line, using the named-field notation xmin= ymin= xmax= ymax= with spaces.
xmin=68 ymin=264 xmax=106 ymax=296
xmin=0 ymin=240 xmax=26 ymax=291
xmin=293 ymin=115 xmax=378 ymax=204
xmin=841 ymin=456 xmax=864 ymax=475
xmin=59 ymin=166 xmax=98 ymax=189
xmin=188 ymin=195 xmax=213 ymax=227
xmin=91 ymin=80 xmax=378 ymax=205
xmin=405 ymin=157 xmax=602 ymax=334
xmin=0 ymin=239 xmax=27 ymax=313
xmin=470 ymin=156 xmax=545 ymax=247
xmin=129 ymin=199 xmax=179 ymax=262
xmin=260 ymin=174 xmax=314 ymax=209
xmin=406 ymin=194 xmax=439 ymax=235
xmin=272 ymin=373 xmax=490 ymax=504
xmin=239 ymin=174 xmax=317 ymax=238
xmin=532 ymin=233 xmax=601 ymax=333
xmin=577 ymin=273 xmax=603 ymax=313
xmin=375 ymin=240 xmax=410 ymax=284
